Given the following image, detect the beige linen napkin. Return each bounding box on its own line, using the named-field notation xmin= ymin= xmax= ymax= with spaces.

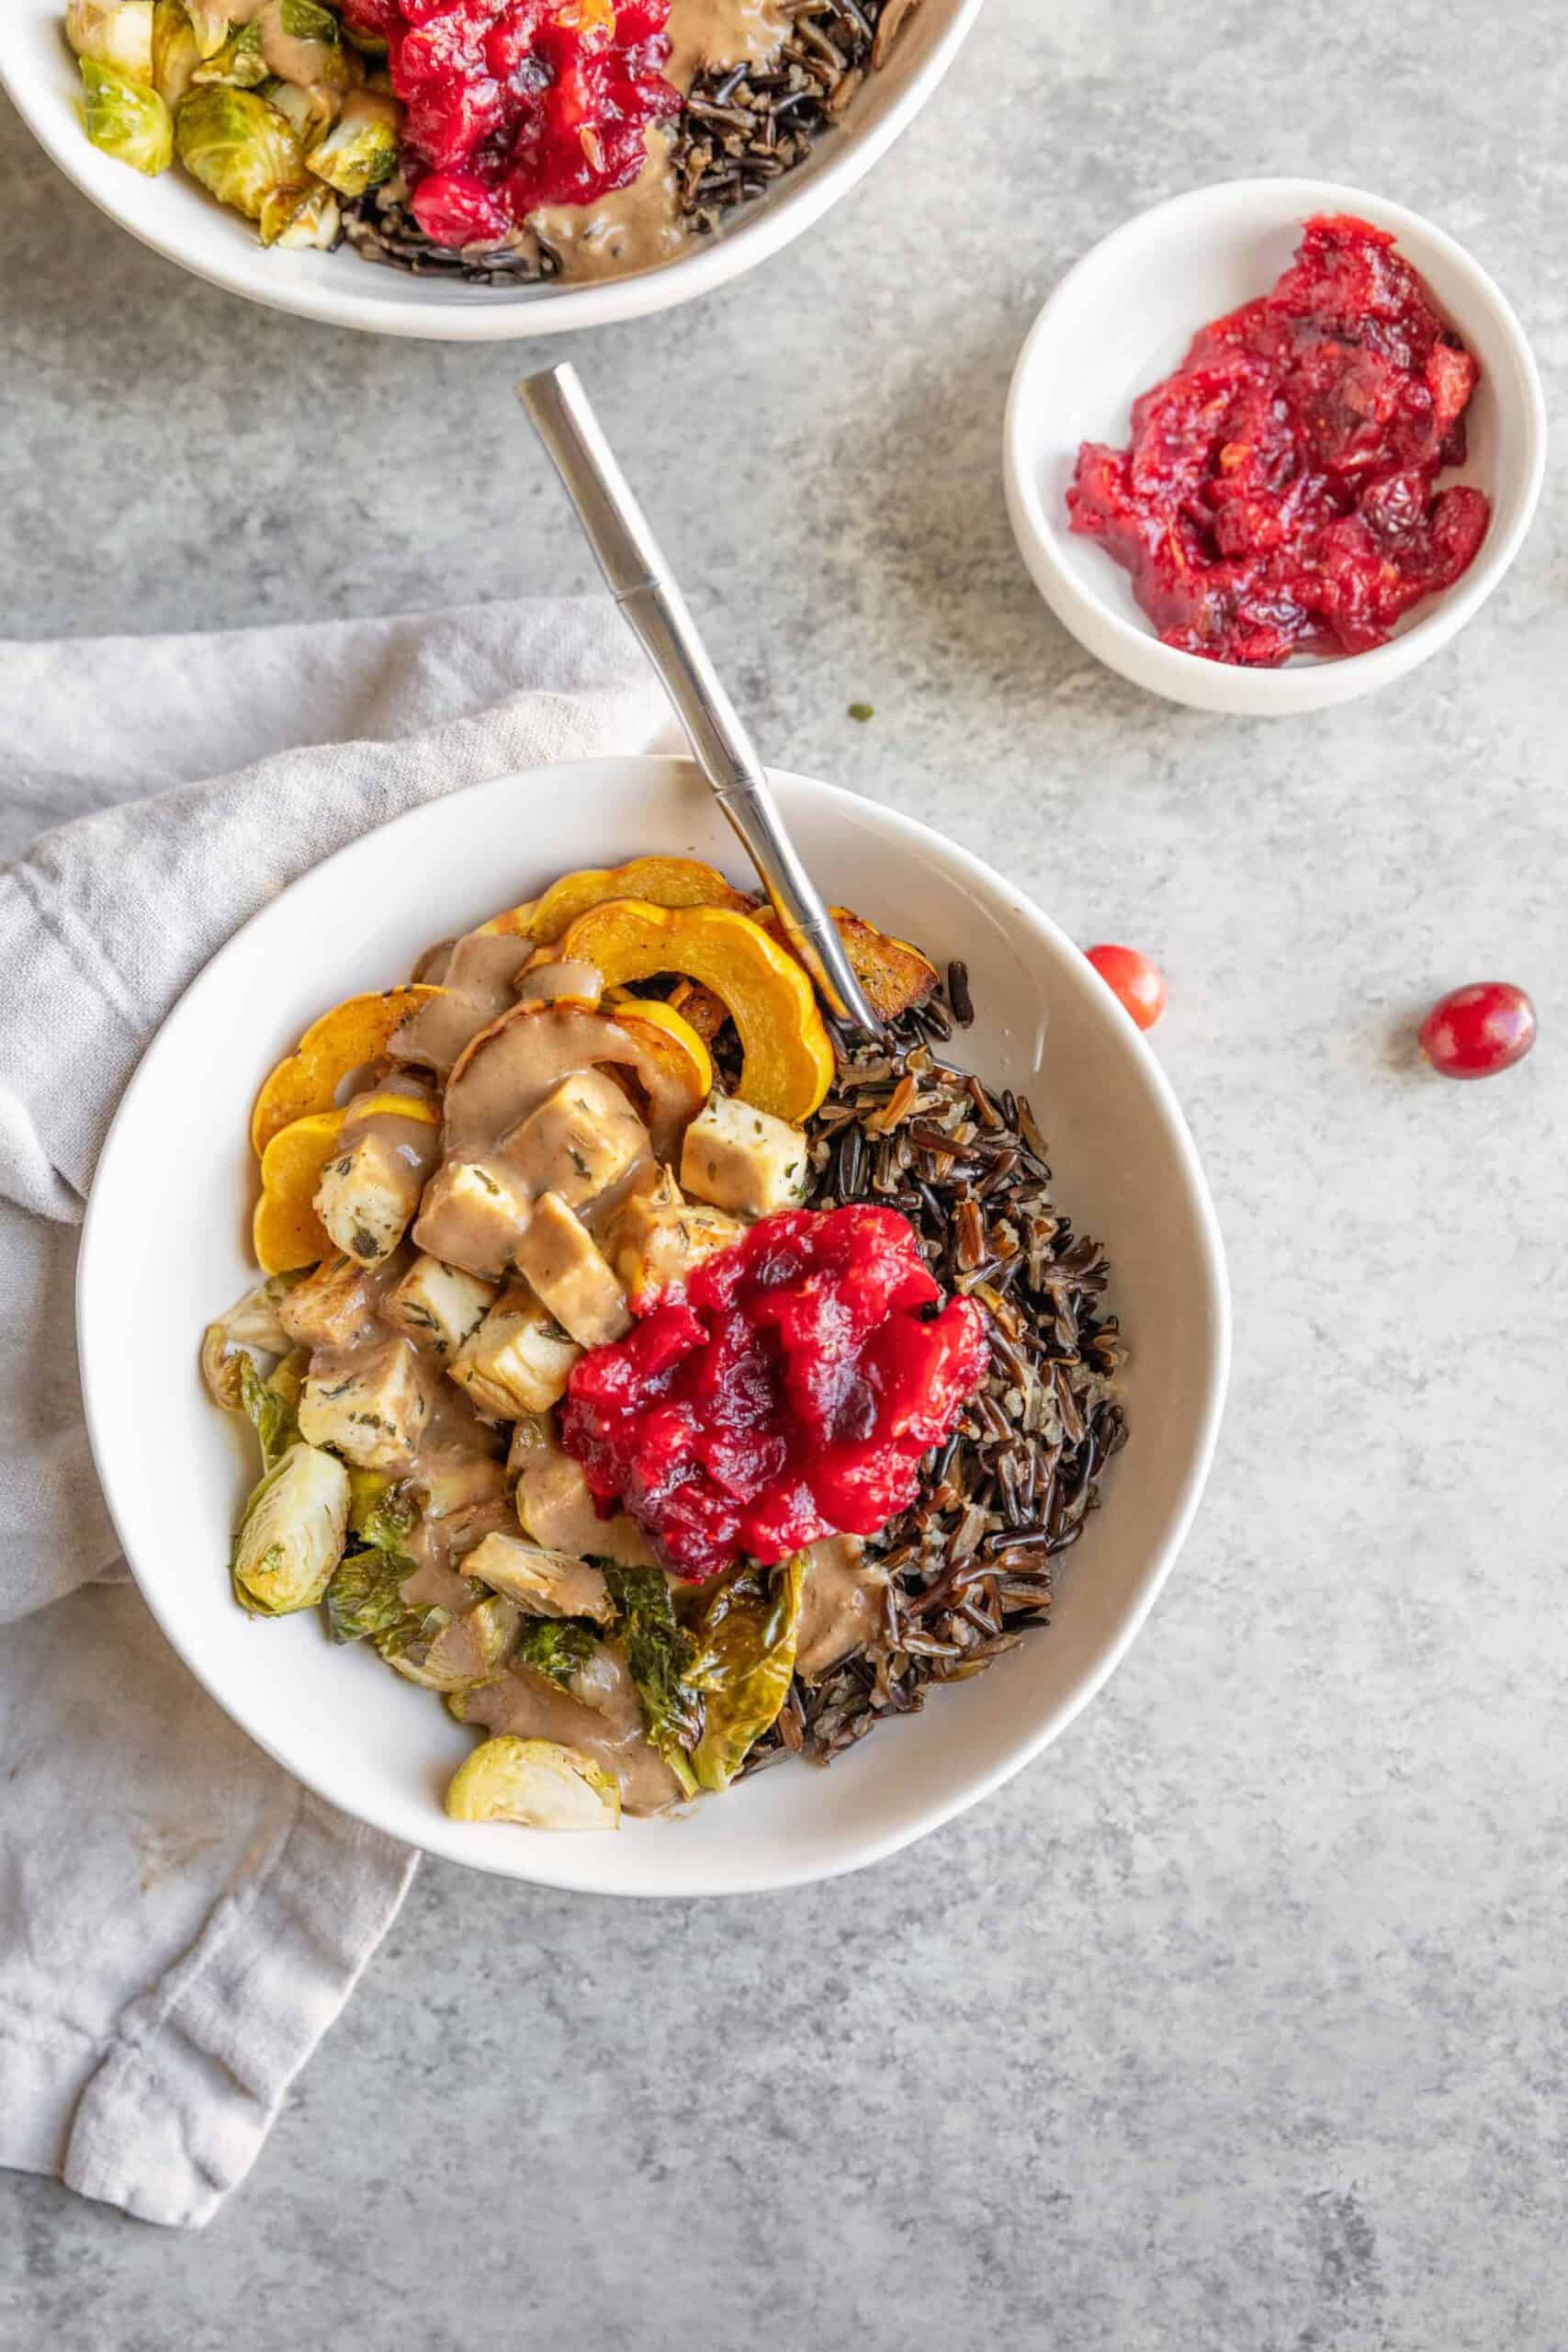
xmin=0 ymin=595 xmax=668 ymax=2227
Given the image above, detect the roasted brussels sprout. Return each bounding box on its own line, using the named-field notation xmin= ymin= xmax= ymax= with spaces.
xmin=190 ymin=19 xmax=268 ymax=86
xmin=232 ymin=1442 xmax=350 ymax=1616
xmin=238 ymin=1351 xmax=301 ymax=1471
xmin=304 ymin=86 xmax=397 ymax=197
xmin=151 ymin=0 xmax=201 ymax=105
xmin=66 ymin=0 xmax=154 ymax=82
xmin=175 ymin=85 xmax=305 ymax=221
xmin=445 ymin=1737 xmax=621 ymax=1831
xmin=258 ymin=71 xmax=338 ymax=151
xmin=183 ymin=0 xmax=230 ymax=55
xmin=686 ymin=1555 xmax=807 ymax=1792
xmin=385 ymin=1594 xmax=519 ymax=1693
xmin=199 ymin=1272 xmax=298 ymax=1408
xmin=80 ymin=56 xmax=173 ymax=173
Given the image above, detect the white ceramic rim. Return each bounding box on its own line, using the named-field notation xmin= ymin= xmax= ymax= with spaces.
xmin=77 ymin=757 xmax=1231 ymax=1894
xmin=1003 ymin=176 xmax=1549 ymax=717
xmin=1 ymin=0 xmax=987 ymax=339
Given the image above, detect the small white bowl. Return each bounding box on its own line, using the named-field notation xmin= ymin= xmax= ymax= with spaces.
xmin=77 ymin=755 xmax=1229 ymax=1898
xmin=2 ymin=0 xmax=984 ymax=340
xmin=1004 ymin=178 xmax=1547 ymax=717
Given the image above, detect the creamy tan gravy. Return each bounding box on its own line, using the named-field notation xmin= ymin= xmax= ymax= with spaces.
xmin=530 ymin=0 xmax=790 ymax=285
xmin=795 ymin=1536 xmax=888 ymax=1682
xmin=393 ymin=932 xmax=533 ymax=1079
xmin=462 ymin=1649 xmax=680 ymax=1814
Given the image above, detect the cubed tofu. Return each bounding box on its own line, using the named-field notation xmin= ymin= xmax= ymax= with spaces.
xmin=383 ymin=1253 xmax=497 ymax=1361
xmin=448 ymin=1286 xmax=581 ymax=1419
xmin=297 ymin=1336 xmax=430 ymax=1473
xmin=680 ymin=1092 xmax=810 ymax=1221
xmin=314 ymin=1132 xmax=425 ymax=1267
xmin=277 ymin=1253 xmax=383 ymax=1351
xmin=502 ymin=1069 xmax=649 ymax=1212
xmin=464 ymin=1531 xmax=614 ymax=1624
xmin=604 ymin=1179 xmax=744 ymax=1296
xmin=413 ymin=1156 xmax=531 ymax=1281
xmin=513 ymin=1192 xmax=630 ymax=1349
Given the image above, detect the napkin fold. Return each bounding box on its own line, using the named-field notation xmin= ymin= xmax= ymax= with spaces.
xmin=0 ymin=596 xmax=669 ymax=2228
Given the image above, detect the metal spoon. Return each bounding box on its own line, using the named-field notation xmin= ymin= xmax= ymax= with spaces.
xmin=517 ymin=363 xmax=886 ymax=1042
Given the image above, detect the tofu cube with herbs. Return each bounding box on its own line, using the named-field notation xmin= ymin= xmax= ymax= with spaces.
xmin=448 ymin=1287 xmax=581 ymax=1420
xmin=314 ymin=1132 xmax=426 ymax=1267
xmin=412 ymin=1156 xmax=532 ymax=1282
xmin=277 ymin=1253 xmax=382 ymax=1351
xmin=513 ymin=1192 xmax=630 ymax=1349
xmin=680 ymin=1092 xmax=810 ymax=1222
xmin=605 ymin=1178 xmax=744 ymax=1295
xmin=383 ymin=1254 xmax=497 ymax=1362
xmin=297 ymin=1335 xmax=430 ymax=1473
xmin=503 ymin=1069 xmax=649 ymax=1212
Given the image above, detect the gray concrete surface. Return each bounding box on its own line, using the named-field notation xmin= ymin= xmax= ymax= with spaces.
xmin=4 ymin=2 xmax=1568 ymax=2344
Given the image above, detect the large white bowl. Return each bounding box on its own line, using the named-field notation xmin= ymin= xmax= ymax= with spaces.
xmin=2 ymin=0 xmax=984 ymax=339
xmin=77 ymin=756 xmax=1229 ymax=1896
xmin=1004 ymin=178 xmax=1547 ymax=717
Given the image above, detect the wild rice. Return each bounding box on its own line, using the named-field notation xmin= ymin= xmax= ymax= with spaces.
xmin=342 ymin=0 xmax=908 ymax=285
xmin=746 ymin=969 xmax=1128 ymax=1772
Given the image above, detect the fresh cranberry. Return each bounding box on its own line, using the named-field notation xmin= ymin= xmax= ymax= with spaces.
xmin=1419 ymin=983 xmax=1537 ymax=1079
xmin=1085 ymin=944 xmax=1167 ymax=1032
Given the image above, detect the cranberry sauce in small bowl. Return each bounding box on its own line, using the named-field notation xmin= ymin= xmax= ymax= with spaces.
xmin=1003 ymin=179 xmax=1545 ymax=718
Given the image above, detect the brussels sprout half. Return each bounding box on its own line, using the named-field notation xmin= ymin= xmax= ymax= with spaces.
xmin=191 ymin=19 xmax=269 ymax=87
xmin=385 ymin=1594 xmax=519 ymax=1692
xmin=262 ymin=181 xmax=341 ymax=249
xmin=259 ymin=72 xmax=338 ymax=151
xmin=175 ymin=83 xmax=304 ymax=220
xmin=151 ymin=0 xmax=201 ymax=105
xmin=232 ymin=1442 xmax=350 ymax=1616
xmin=445 ymin=1737 xmax=621 ymax=1831
xmin=304 ymin=86 xmax=398 ymax=198
xmin=80 ymin=56 xmax=173 ymax=174
xmin=66 ymin=0 xmax=154 ymax=84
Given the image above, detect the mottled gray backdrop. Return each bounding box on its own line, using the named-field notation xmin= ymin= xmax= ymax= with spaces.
xmin=4 ymin=2 xmax=1566 ymax=2345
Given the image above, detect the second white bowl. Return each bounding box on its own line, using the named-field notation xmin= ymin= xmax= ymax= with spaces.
xmin=1004 ymin=178 xmax=1547 ymax=718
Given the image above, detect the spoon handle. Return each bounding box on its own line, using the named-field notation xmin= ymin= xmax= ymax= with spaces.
xmin=518 ymin=362 xmax=885 ymax=1042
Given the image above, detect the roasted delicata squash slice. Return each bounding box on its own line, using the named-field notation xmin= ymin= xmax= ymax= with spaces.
xmin=250 ymin=985 xmax=443 ymax=1155
xmin=759 ymin=906 xmax=942 ymax=1024
xmin=253 ymin=1108 xmax=344 ymax=1275
xmin=602 ymin=989 xmax=715 ymax=1115
xmin=548 ymin=901 xmax=835 ymax=1122
xmin=479 ymin=855 xmax=751 ymax=944
xmin=445 ymin=1736 xmax=622 ymax=1831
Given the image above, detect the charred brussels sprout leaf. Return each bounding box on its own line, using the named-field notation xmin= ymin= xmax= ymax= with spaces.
xmin=514 ymin=1616 xmax=600 ymax=1690
xmin=175 ymin=85 xmax=304 ymax=220
xmin=232 ymin=1442 xmax=350 ymax=1616
xmin=348 ymin=1476 xmax=417 ymax=1554
xmin=259 ymin=73 xmax=339 ymax=150
xmin=81 ymin=56 xmax=173 ymax=173
xmin=386 ymin=1594 xmax=518 ymax=1692
xmin=239 ymin=1351 xmax=300 ymax=1471
xmin=604 ymin=1564 xmax=702 ymax=1798
xmin=325 ymin=1543 xmax=421 ymax=1647
xmin=446 ymin=1737 xmax=620 ymax=1831
xmin=686 ymin=1555 xmax=807 ymax=1792
xmin=66 ymin=0 xmax=155 ymax=83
